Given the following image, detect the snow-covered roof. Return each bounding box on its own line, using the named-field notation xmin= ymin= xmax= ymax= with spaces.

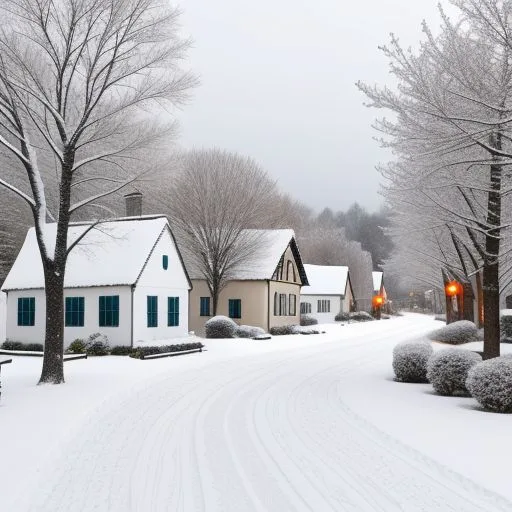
xmin=372 ymin=271 xmax=383 ymax=293
xmin=301 ymin=265 xmax=349 ymax=296
xmin=187 ymin=229 xmax=308 ymax=284
xmin=2 ymin=216 xmax=187 ymax=290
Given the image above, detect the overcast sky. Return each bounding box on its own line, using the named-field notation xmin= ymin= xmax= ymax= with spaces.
xmin=176 ymin=0 xmax=447 ymax=213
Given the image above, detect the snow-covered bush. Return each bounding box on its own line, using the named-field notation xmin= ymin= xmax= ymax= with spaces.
xmin=427 ymin=320 xmax=478 ymax=345
xmin=334 ymin=312 xmax=350 ymax=322
xmin=501 ymin=315 xmax=512 ymax=341
xmin=270 ymin=325 xmax=297 ymax=336
xmin=1 ymin=341 xmax=43 ymax=352
xmin=130 ymin=343 xmax=204 ymax=359
xmin=86 ymin=333 xmax=110 ymax=356
xmin=110 ymin=346 xmax=133 ymax=356
xmin=235 ymin=325 xmax=266 ymax=338
xmin=350 ymin=311 xmax=374 ymax=322
xmin=427 ymin=349 xmax=481 ymax=396
xmin=205 ymin=315 xmax=237 ymax=338
xmin=67 ymin=338 xmax=87 ymax=354
xmin=392 ymin=341 xmax=434 ymax=383
xmin=466 ymin=358 xmax=512 ymax=413
xmin=300 ymin=315 xmax=318 ymax=326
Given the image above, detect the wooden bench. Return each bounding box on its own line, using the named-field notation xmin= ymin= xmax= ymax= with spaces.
xmin=0 ymin=358 xmax=13 ymax=401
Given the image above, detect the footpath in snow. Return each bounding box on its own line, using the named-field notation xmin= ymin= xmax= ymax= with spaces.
xmin=1 ymin=314 xmax=512 ymax=511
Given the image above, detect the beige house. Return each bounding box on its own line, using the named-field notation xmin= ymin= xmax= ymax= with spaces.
xmin=189 ymin=230 xmax=309 ymax=336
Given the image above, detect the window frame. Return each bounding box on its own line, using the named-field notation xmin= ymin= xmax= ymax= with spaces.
xmin=168 ymin=296 xmax=179 ymax=326
xmin=228 ymin=299 xmax=242 ymax=319
xmin=17 ymin=297 xmax=35 ymax=326
xmin=289 ymin=294 xmax=296 ymax=316
xmin=199 ymin=296 xmax=211 ymax=317
xmin=279 ymin=293 xmax=287 ymax=316
xmin=65 ymin=296 xmax=85 ymax=327
xmin=147 ymin=295 xmax=158 ymax=328
xmin=99 ymin=295 xmax=119 ymax=327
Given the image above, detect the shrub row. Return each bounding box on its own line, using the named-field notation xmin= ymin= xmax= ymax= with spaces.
xmin=1 ymin=341 xmax=44 ymax=352
xmin=300 ymin=315 xmax=318 ymax=326
xmin=130 ymin=343 xmax=204 ymax=359
xmin=392 ymin=339 xmax=512 ymax=413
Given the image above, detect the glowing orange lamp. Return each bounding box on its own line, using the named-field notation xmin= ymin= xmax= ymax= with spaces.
xmin=373 ymin=295 xmax=384 ymax=307
xmin=445 ymin=281 xmax=461 ymax=297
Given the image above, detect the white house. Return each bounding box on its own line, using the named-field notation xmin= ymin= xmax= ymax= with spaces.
xmin=300 ymin=264 xmax=354 ymax=323
xmin=1 ymin=215 xmax=191 ymax=347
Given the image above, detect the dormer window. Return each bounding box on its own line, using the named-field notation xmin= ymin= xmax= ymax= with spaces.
xmin=162 ymin=255 xmax=168 ymax=270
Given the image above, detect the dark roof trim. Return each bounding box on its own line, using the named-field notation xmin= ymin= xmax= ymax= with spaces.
xmin=289 ymin=237 xmax=309 ymax=286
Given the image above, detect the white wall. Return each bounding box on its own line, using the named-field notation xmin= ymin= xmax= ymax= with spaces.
xmin=0 ymin=291 xmax=6 ymax=343
xmin=133 ymin=228 xmax=190 ymax=341
xmin=5 ymin=286 xmax=132 ymax=347
xmin=300 ymin=294 xmax=342 ymax=323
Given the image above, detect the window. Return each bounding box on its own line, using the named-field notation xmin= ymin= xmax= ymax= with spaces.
xmin=317 ymin=299 xmax=331 ymax=313
xmin=286 ymin=261 xmax=296 ymax=282
xmin=279 ymin=293 xmax=287 ymax=316
xmin=168 ymin=297 xmax=179 ymax=326
xmin=17 ymin=297 xmax=35 ymax=326
xmin=162 ymin=255 xmax=168 ymax=270
xmin=65 ymin=297 xmax=84 ymax=327
xmin=289 ymin=294 xmax=297 ymax=316
xmin=147 ymin=296 xmax=158 ymax=327
xmin=228 ymin=299 xmax=242 ymax=319
xmin=274 ymin=292 xmax=279 ymax=316
xmin=99 ymin=295 xmax=119 ymax=327
xmin=200 ymin=297 xmax=211 ymax=317
xmin=300 ymin=302 xmax=312 ymax=314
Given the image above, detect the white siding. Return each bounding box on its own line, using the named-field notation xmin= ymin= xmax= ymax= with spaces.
xmin=5 ymin=286 xmax=132 ymax=347
xmin=133 ymin=229 xmax=190 ymax=341
xmin=0 ymin=291 xmax=6 ymax=343
xmin=300 ymin=294 xmax=342 ymax=323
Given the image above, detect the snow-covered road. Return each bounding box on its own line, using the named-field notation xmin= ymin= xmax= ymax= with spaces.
xmin=7 ymin=316 xmax=506 ymax=512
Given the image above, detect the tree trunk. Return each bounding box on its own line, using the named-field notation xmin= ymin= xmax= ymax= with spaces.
xmin=39 ymin=262 xmax=65 ymax=384
xmin=39 ymin=155 xmax=73 ymax=384
xmin=482 ymin=155 xmax=502 ymax=360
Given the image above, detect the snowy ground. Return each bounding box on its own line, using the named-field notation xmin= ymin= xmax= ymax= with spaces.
xmin=2 ymin=314 xmax=512 ymax=511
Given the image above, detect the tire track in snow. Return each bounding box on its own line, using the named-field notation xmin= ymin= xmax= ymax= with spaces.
xmin=19 ymin=317 xmax=512 ymax=512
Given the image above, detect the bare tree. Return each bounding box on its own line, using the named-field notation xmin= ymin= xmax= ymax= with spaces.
xmin=0 ymin=0 xmax=196 ymax=383
xmin=161 ymin=148 xmax=282 ymax=315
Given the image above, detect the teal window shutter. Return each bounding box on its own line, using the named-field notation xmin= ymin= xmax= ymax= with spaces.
xmin=200 ymin=297 xmax=210 ymax=316
xmin=18 ymin=297 xmax=35 ymax=326
xmin=228 ymin=299 xmax=241 ymax=319
xmin=162 ymin=255 xmax=168 ymax=270
xmin=65 ymin=297 xmax=84 ymax=327
xmin=168 ymin=297 xmax=179 ymax=326
xmin=99 ymin=295 xmax=119 ymax=327
xmin=147 ymin=296 xmax=158 ymax=327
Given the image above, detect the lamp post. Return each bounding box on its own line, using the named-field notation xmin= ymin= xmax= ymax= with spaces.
xmin=445 ymin=280 xmax=462 ymax=323
xmin=372 ymin=294 xmax=384 ymax=320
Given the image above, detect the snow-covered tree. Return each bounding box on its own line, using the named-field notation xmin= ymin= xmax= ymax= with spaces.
xmin=0 ymin=0 xmax=196 ymax=383
xmin=358 ymin=0 xmax=512 ymax=358
xmin=158 ymin=148 xmax=283 ymax=316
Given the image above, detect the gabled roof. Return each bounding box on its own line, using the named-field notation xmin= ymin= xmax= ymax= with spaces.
xmin=187 ymin=228 xmax=309 ymax=285
xmin=301 ymin=264 xmax=349 ymax=296
xmin=2 ymin=216 xmax=191 ymax=291
xmin=372 ymin=271 xmax=384 ymax=293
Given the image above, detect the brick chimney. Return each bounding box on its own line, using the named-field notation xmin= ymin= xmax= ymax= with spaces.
xmin=124 ymin=192 xmax=142 ymax=217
